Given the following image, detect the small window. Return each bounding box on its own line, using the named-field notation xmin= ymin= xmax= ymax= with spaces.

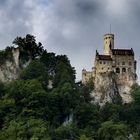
xmin=117 ymin=62 xmax=120 ymax=65
xmin=104 ymin=61 xmax=106 ymax=64
xmin=100 ymin=61 xmax=102 ymax=64
xmin=129 ymin=62 xmax=132 ymax=66
xmin=116 ymin=68 xmax=120 ymax=73
xmin=122 ymin=62 xmax=125 ymax=65
xmin=122 ymin=68 xmax=126 ymax=73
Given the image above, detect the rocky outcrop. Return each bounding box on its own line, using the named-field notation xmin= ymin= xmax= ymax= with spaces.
xmin=92 ymin=72 xmax=133 ymax=106
xmin=0 ymin=47 xmax=30 ymax=82
xmin=0 ymin=48 xmax=19 ymax=82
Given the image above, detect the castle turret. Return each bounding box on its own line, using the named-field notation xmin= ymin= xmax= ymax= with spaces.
xmin=104 ymin=33 xmax=114 ymax=55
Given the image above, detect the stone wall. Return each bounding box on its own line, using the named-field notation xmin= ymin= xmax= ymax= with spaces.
xmin=82 ymin=69 xmax=92 ymax=84
xmin=95 ymin=59 xmax=113 ymax=74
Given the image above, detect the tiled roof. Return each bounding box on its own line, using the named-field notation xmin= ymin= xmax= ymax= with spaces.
xmin=97 ymin=55 xmax=112 ymax=61
xmin=112 ymin=49 xmax=134 ymax=56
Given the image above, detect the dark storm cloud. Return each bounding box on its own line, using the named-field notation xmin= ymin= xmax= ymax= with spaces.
xmin=0 ymin=0 xmax=140 ymax=81
xmin=0 ymin=0 xmax=33 ymax=47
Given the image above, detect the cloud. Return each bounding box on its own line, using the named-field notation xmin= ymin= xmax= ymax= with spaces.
xmin=0 ymin=0 xmax=140 ymax=81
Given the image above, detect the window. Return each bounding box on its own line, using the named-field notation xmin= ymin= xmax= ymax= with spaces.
xmin=122 ymin=62 xmax=125 ymax=65
xmin=129 ymin=62 xmax=132 ymax=66
xmin=116 ymin=68 xmax=120 ymax=73
xmin=104 ymin=61 xmax=106 ymax=64
xmin=100 ymin=61 xmax=102 ymax=64
xmin=122 ymin=68 xmax=126 ymax=73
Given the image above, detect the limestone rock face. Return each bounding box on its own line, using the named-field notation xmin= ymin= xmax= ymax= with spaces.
xmin=92 ymin=72 xmax=133 ymax=106
xmin=0 ymin=48 xmax=29 ymax=82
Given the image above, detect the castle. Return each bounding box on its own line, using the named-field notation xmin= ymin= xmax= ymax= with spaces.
xmin=82 ymin=33 xmax=137 ymax=104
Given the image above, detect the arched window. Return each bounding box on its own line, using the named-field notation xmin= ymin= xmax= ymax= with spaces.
xmin=116 ymin=67 xmax=120 ymax=73
xmin=122 ymin=68 xmax=126 ymax=73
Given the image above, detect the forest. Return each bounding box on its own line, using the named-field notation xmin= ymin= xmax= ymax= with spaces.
xmin=0 ymin=35 xmax=140 ymax=140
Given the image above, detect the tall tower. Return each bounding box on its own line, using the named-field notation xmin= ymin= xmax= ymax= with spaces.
xmin=104 ymin=33 xmax=114 ymax=55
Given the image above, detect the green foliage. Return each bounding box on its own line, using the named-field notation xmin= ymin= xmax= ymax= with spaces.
xmin=77 ymin=80 xmax=94 ymax=103
xmin=0 ymin=47 xmax=13 ymax=64
xmin=53 ymin=55 xmax=76 ymax=87
xmin=0 ymin=34 xmax=140 ymax=140
xmin=13 ymin=34 xmax=44 ymax=61
xmin=20 ymin=60 xmax=48 ymax=88
xmin=7 ymin=79 xmax=47 ymax=119
xmin=100 ymin=103 xmax=122 ymax=122
xmin=131 ymin=84 xmax=140 ymax=105
xmin=45 ymin=82 xmax=80 ymax=127
xmin=0 ymin=118 xmax=50 ymax=140
xmin=74 ymin=103 xmax=100 ymax=130
xmin=79 ymin=135 xmax=94 ymax=140
xmin=97 ymin=121 xmax=128 ymax=140
xmin=40 ymin=51 xmax=56 ymax=78
xmin=52 ymin=124 xmax=78 ymax=140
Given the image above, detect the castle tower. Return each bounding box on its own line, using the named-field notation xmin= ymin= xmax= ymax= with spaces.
xmin=104 ymin=33 xmax=114 ymax=55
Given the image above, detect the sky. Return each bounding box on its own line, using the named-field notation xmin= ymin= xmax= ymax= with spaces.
xmin=0 ymin=0 xmax=140 ymax=82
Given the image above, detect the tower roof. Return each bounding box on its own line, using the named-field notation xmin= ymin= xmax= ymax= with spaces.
xmin=112 ymin=48 xmax=134 ymax=56
xmin=97 ymin=55 xmax=112 ymax=61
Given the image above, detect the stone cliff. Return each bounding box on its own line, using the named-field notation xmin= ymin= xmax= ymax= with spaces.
xmin=92 ymin=71 xmax=133 ymax=106
xmin=0 ymin=47 xmax=30 ymax=82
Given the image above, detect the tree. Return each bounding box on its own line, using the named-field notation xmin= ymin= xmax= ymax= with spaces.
xmin=74 ymin=103 xmax=100 ymax=130
xmin=53 ymin=55 xmax=75 ymax=87
xmin=97 ymin=121 xmax=128 ymax=140
xmin=51 ymin=124 xmax=78 ymax=140
xmin=20 ymin=60 xmax=48 ymax=88
xmin=0 ymin=118 xmax=50 ymax=140
xmin=40 ymin=51 xmax=56 ymax=78
xmin=100 ymin=103 xmax=122 ymax=122
xmin=7 ymin=79 xmax=48 ymax=119
xmin=131 ymin=84 xmax=140 ymax=105
xmin=13 ymin=34 xmax=44 ymax=60
xmin=79 ymin=135 xmax=94 ymax=140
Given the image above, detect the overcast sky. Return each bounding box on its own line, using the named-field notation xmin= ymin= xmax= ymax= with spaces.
xmin=0 ymin=0 xmax=140 ymax=81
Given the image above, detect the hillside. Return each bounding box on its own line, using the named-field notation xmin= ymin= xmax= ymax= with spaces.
xmin=0 ymin=34 xmax=140 ymax=140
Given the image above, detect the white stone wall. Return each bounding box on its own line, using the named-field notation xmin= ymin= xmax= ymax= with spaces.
xmin=82 ymin=69 xmax=92 ymax=84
